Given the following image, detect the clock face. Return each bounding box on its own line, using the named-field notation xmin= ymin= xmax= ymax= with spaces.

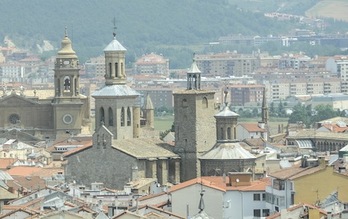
xmin=9 ymin=114 xmax=20 ymax=124
xmin=62 ymin=114 xmax=73 ymax=125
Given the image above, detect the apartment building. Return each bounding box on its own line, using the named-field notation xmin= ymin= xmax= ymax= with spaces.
xmin=229 ymin=84 xmax=264 ymax=106
xmin=265 ymin=77 xmax=341 ymax=101
xmin=134 ymin=53 xmax=169 ymax=75
xmin=278 ymin=53 xmax=311 ymax=69
xmin=135 ymin=87 xmax=173 ymax=109
xmin=194 ymin=52 xmax=260 ymax=77
xmin=0 ymin=62 xmax=25 ymax=82
xmin=326 ymin=56 xmax=348 ymax=93
xmin=84 ymin=55 xmax=105 ymax=78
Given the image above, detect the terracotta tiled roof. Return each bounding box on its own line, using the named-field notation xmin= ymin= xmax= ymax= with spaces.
xmin=0 ymin=207 xmax=40 ymax=218
xmin=226 ymin=177 xmax=270 ymax=191
xmin=169 ymin=177 xmax=226 ymax=193
xmin=268 ymin=164 xmax=325 ymax=180
xmin=63 ymin=144 xmax=93 ymax=157
xmin=321 ymin=123 xmax=348 ymax=133
xmin=6 ymin=167 xmax=63 ymax=178
xmin=6 ymin=167 xmax=41 ymax=176
xmin=7 ymin=175 xmax=46 ymax=192
xmin=0 ymin=158 xmax=17 ymax=169
xmin=169 ymin=176 xmax=270 ymax=193
xmin=239 ymin=123 xmax=266 ymax=132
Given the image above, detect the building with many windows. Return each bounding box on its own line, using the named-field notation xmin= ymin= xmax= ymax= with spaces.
xmin=134 ymin=53 xmax=169 ymax=75
xmin=194 ymin=52 xmax=259 ymax=77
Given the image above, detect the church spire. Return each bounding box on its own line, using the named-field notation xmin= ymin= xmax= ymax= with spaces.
xmin=261 ymin=87 xmax=268 ymax=124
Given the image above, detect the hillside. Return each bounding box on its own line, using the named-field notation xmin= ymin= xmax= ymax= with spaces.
xmin=306 ymin=0 xmax=348 ymax=22
xmin=0 ymin=0 xmax=314 ymax=67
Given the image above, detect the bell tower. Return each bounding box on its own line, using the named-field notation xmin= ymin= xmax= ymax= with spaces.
xmin=54 ymin=28 xmax=80 ymax=99
xmin=52 ymin=29 xmax=84 ymax=137
xmin=92 ymin=29 xmax=139 ymax=140
xmin=173 ymin=58 xmax=216 ymax=182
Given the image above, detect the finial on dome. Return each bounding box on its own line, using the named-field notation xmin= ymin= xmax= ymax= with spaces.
xmin=224 ymin=89 xmax=228 ymax=106
xmin=65 ymin=26 xmax=68 ymax=37
xmin=113 ymin=17 xmax=117 ymax=38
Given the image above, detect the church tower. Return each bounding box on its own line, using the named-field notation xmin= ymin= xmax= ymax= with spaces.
xmin=52 ymin=29 xmax=84 ymax=137
xmin=215 ymin=91 xmax=239 ymax=142
xmin=92 ymin=31 xmax=140 ymax=139
xmin=173 ymin=58 xmax=216 ymax=181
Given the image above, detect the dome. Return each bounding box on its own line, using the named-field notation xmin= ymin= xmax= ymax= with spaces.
xmin=57 ymin=35 xmax=77 ymax=59
xmin=200 ymin=142 xmax=256 ymax=160
xmin=215 ymin=105 xmax=239 ymax=118
xmin=104 ymin=37 xmax=126 ymax=52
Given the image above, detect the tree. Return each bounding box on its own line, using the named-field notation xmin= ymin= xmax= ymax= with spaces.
xmin=270 ymin=102 xmax=276 ymax=117
xmin=289 ymin=104 xmax=342 ymax=128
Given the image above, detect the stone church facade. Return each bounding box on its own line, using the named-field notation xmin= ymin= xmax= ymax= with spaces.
xmin=0 ymin=31 xmax=90 ymax=140
xmin=64 ymin=33 xmax=180 ymax=189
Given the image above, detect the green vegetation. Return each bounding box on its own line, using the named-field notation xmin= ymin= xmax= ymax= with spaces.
xmin=0 ymin=0 xmax=303 ymax=68
xmin=306 ymin=0 xmax=348 ymax=22
xmin=289 ymin=104 xmax=346 ymax=127
xmin=228 ymin=0 xmax=319 ymax=15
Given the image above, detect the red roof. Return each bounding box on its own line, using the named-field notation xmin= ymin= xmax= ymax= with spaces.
xmin=239 ymin=123 xmax=266 ymax=132
xmin=169 ymin=176 xmax=270 ymax=193
xmin=0 ymin=158 xmax=17 ymax=169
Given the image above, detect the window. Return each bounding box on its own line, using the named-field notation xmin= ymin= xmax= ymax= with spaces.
xmin=253 ymin=209 xmax=261 ymax=217
xmin=100 ymin=107 xmax=105 ymax=125
xmin=121 ymin=107 xmax=125 ymax=126
xmin=262 ymin=209 xmax=270 ymax=217
xmin=115 ymin=62 xmax=118 ymax=77
xmin=202 ymin=97 xmax=208 ymax=108
xmin=262 ymin=193 xmax=266 ymax=201
xmin=63 ymin=76 xmax=70 ymax=91
xmin=253 ymin=193 xmax=261 ymax=201
xmin=108 ymin=107 xmax=113 ymax=126
xmin=182 ymin=99 xmax=188 ymax=108
xmin=127 ymin=107 xmax=131 ymax=126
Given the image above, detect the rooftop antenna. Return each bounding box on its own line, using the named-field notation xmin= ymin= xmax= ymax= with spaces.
xmin=113 ymin=17 xmax=117 ymax=38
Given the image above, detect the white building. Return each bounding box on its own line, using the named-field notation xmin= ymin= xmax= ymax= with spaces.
xmin=169 ymin=173 xmax=270 ymax=219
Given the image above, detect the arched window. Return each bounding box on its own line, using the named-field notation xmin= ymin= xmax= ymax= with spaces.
xmin=127 ymin=107 xmax=131 ymax=126
xmin=63 ymin=76 xmax=70 ymax=91
xmin=100 ymin=107 xmax=105 ymax=125
xmin=115 ymin=63 xmax=118 ymax=77
xmin=227 ymin=127 xmax=231 ymax=139
xmin=74 ymin=78 xmax=78 ymax=95
xmin=109 ymin=63 xmax=112 ymax=77
xmin=182 ymin=99 xmax=188 ymax=108
xmin=121 ymin=107 xmax=125 ymax=126
xmin=202 ymin=97 xmax=208 ymax=108
xmin=108 ymin=107 xmax=113 ymax=126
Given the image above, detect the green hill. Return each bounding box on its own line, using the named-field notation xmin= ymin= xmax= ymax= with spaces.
xmin=0 ymin=0 xmax=307 ymax=67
